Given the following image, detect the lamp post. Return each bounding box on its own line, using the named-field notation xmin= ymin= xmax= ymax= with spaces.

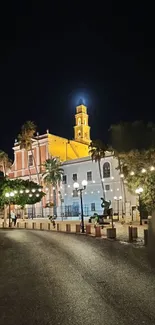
xmin=5 ymin=192 xmax=15 ymax=227
xmin=114 ymin=196 xmax=122 ymax=220
xmin=135 ymin=187 xmax=143 ymax=225
xmin=73 ymin=180 xmax=87 ymax=233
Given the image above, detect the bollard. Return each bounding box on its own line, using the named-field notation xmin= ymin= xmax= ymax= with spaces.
xmin=57 ymin=223 xmax=59 ymax=231
xmin=144 ymin=229 xmax=148 ymax=246
xmin=132 ymin=227 xmax=138 ymax=239
xmin=48 ymin=223 xmax=50 ymax=230
xmin=128 ymin=226 xmax=133 ymax=242
xmin=40 ymin=223 xmax=42 ymax=230
xmin=86 ymin=224 xmax=91 ymax=235
xmin=17 ymin=222 xmax=19 ymax=228
xmin=66 ymin=224 xmax=71 ymax=232
xmin=76 ymin=224 xmax=81 ymax=233
xmin=32 ymin=222 xmax=36 ymax=229
xmin=107 ymin=227 xmax=116 ymax=239
xmin=95 ymin=226 xmax=101 ymax=237
xmin=24 ymin=222 xmax=27 ymax=229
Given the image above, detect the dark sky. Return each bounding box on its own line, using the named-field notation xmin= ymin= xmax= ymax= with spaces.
xmin=0 ymin=2 xmax=154 ymax=158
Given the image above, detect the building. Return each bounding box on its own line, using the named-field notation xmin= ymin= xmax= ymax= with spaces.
xmin=60 ymin=155 xmax=136 ymax=220
xmin=9 ymin=103 xmax=91 ymax=181
xmin=8 ymin=104 xmax=137 ymax=220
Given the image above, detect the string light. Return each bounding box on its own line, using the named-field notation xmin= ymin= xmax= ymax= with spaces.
xmin=130 ymin=171 xmax=135 ymax=176
xmin=120 ymin=174 xmax=124 ymax=178
xmin=150 ymin=166 xmax=155 ymax=171
xmin=93 ymin=180 xmax=95 ymax=183
xmin=141 ymin=168 xmax=146 ymax=173
xmin=111 ymin=176 xmax=114 ymax=180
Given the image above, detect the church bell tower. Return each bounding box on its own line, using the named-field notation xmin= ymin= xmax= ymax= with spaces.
xmin=74 ymin=104 xmax=91 ymax=144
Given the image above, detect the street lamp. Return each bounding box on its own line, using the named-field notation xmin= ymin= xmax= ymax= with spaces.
xmin=114 ymin=196 xmax=122 ymax=220
xmin=5 ymin=192 xmax=15 ymax=227
xmin=73 ymin=180 xmax=87 ymax=233
xmin=135 ymin=187 xmax=143 ymax=225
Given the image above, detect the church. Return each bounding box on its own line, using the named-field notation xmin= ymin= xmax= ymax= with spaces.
xmin=9 ymin=104 xmax=137 ymax=220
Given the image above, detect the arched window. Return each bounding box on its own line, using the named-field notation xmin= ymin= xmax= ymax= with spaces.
xmin=78 ymin=118 xmax=81 ymax=126
xmin=103 ymin=162 xmax=110 ymax=178
xmin=78 ymin=130 xmax=81 ymax=137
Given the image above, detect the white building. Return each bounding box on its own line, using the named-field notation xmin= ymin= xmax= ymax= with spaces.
xmin=59 ymin=154 xmax=137 ymax=220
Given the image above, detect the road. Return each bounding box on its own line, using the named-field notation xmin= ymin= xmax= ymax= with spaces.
xmin=0 ymin=230 xmax=155 ymax=325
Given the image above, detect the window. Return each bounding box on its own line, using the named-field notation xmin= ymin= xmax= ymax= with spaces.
xmin=73 ymin=173 xmax=77 ymax=181
xmin=103 ymin=162 xmax=110 ymax=178
xmin=105 ymin=184 xmax=110 ymax=191
xmin=28 ymin=154 xmax=33 ymax=167
xmin=78 ymin=118 xmax=81 ymax=125
xmin=87 ymin=171 xmax=92 ymax=181
xmin=73 ymin=189 xmax=78 ymax=197
xmin=62 ymin=175 xmax=67 ymax=184
xmin=91 ymin=203 xmax=95 ymax=211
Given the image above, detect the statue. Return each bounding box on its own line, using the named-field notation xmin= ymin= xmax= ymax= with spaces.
xmin=101 ymin=197 xmax=113 ymax=217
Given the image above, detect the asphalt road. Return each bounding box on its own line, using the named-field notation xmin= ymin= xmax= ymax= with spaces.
xmin=0 ymin=230 xmax=155 ymax=325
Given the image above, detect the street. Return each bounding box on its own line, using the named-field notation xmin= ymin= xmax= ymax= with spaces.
xmin=0 ymin=229 xmax=155 ymax=325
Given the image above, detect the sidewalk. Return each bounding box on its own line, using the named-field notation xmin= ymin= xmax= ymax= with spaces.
xmin=0 ymin=218 xmax=147 ymax=245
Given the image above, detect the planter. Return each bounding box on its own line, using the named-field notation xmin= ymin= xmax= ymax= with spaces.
xmin=107 ymin=227 xmax=116 ymax=239
xmin=86 ymin=224 xmax=91 ymax=235
xmin=76 ymin=224 xmax=81 ymax=233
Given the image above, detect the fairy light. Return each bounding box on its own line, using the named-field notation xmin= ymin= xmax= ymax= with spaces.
xmin=120 ymin=174 xmax=124 ymax=178
xmin=130 ymin=171 xmax=135 ymax=176
xmin=150 ymin=166 xmax=155 ymax=171
xmin=93 ymin=180 xmax=95 ymax=183
xmin=141 ymin=168 xmax=146 ymax=173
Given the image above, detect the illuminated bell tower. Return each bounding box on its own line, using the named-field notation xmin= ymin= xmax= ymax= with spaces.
xmin=74 ymin=104 xmax=91 ymax=144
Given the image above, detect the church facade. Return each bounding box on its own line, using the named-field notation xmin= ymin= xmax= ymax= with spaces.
xmin=8 ymin=104 xmax=137 ymax=220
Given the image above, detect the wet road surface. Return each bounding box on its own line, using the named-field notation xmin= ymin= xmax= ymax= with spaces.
xmin=0 ymin=229 xmax=155 ymax=325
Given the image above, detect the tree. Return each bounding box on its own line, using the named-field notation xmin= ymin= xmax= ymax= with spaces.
xmin=42 ymin=158 xmax=64 ymax=216
xmin=109 ymin=122 xmax=155 ymax=215
xmin=89 ymin=140 xmax=107 ymax=199
xmin=109 ymin=121 xmax=155 ymax=152
xmin=0 ymin=178 xmax=45 ymax=209
xmin=0 ymin=151 xmax=12 ymax=176
xmin=117 ymin=149 xmax=155 ymax=214
xmin=18 ymin=121 xmax=40 ymax=183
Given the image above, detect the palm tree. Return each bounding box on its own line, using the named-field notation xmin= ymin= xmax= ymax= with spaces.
xmin=89 ymin=140 xmax=107 ymax=199
xmin=108 ymin=146 xmax=127 ymax=216
xmin=0 ymin=150 xmax=12 ymax=176
xmin=42 ymin=158 xmax=64 ymax=216
xmin=18 ymin=121 xmax=40 ymax=184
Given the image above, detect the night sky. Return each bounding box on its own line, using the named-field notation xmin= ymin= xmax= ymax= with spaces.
xmin=0 ymin=2 xmax=154 ymax=158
